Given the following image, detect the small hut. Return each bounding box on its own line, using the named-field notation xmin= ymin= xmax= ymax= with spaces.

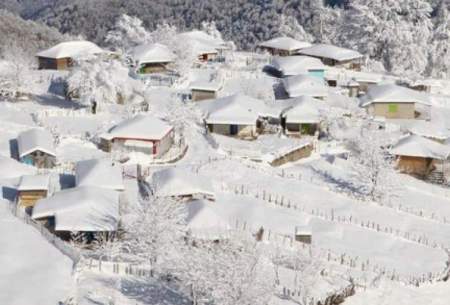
xmin=17 ymin=129 xmax=56 ymax=168
xmin=257 ymin=36 xmax=311 ymax=56
xmin=295 ymin=226 xmax=312 ymax=244
xmin=281 ymin=96 xmax=322 ymax=136
xmin=36 ymin=41 xmax=104 ymax=70
xmin=391 ymin=135 xmax=450 ymax=178
xmin=100 ymin=115 xmax=174 ymax=158
xmin=270 ymin=56 xmax=326 ymax=79
xmin=132 ymin=43 xmax=175 ymax=74
xmin=360 ymin=84 xmax=431 ymax=120
xmin=17 ymin=175 xmax=50 ymax=209
xmin=298 ymin=44 xmax=363 ymax=70
xmin=190 ymin=81 xmax=222 ymax=101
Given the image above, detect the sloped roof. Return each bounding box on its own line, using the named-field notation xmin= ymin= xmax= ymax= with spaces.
xmin=271 ymin=56 xmax=325 ymax=76
xmin=152 ymin=167 xmax=215 ymax=199
xmin=407 ymin=121 xmax=450 ymax=141
xmin=283 ymin=74 xmax=328 ymax=98
xmin=189 ymin=68 xmax=222 ymax=92
xmin=36 ymin=41 xmax=104 ymax=59
xmin=32 ymin=186 xmax=120 ymax=232
xmin=0 ymin=155 xmax=36 ymax=179
xmin=282 ymin=96 xmax=322 ymax=124
xmin=132 ymin=43 xmax=176 ymax=64
xmin=299 ymin=44 xmax=363 ymax=62
xmin=75 ymin=158 xmax=124 ymax=191
xmin=360 ymin=84 xmax=431 ymax=107
xmin=17 ymin=174 xmax=50 ymax=191
xmin=391 ymin=135 xmax=450 ymax=160
xmin=177 ymin=30 xmax=225 ymax=55
xmin=258 ymin=36 xmax=311 ymax=52
xmin=186 ymin=200 xmax=230 ymax=239
xmin=201 ymin=94 xmax=280 ymax=125
xmin=17 ymin=128 xmax=56 ymax=158
xmin=105 ymin=115 xmax=173 ymax=141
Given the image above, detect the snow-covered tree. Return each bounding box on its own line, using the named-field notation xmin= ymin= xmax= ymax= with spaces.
xmin=122 ymin=196 xmax=187 ymax=274
xmin=0 ymin=41 xmax=33 ymax=97
xmin=201 ymin=21 xmax=223 ymax=41
xmin=105 ymin=14 xmax=150 ymax=54
xmin=346 ymin=127 xmax=399 ymax=203
xmin=278 ymin=14 xmax=314 ymax=42
xmin=430 ymin=0 xmax=450 ymax=78
xmin=66 ymin=57 xmax=144 ymax=112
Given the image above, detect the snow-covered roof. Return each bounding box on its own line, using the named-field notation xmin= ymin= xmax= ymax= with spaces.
xmin=152 ymin=167 xmax=215 ymax=200
xmin=75 ymin=158 xmax=124 ymax=191
xmin=360 ymin=84 xmax=431 ymax=107
xmin=132 ymin=43 xmax=176 ymax=64
xmin=299 ymin=44 xmax=363 ymax=62
xmin=258 ymin=36 xmax=311 ymax=52
xmin=271 ymin=56 xmax=325 ymax=76
xmin=282 ymin=74 xmax=328 ymax=98
xmin=391 ymin=135 xmax=450 ymax=160
xmin=0 ymin=155 xmax=36 ymax=179
xmin=36 ymin=41 xmax=104 ymax=59
xmin=190 ymin=80 xmax=222 ymax=92
xmin=17 ymin=128 xmax=56 ymax=158
xmin=201 ymin=94 xmax=280 ymax=125
xmin=186 ymin=200 xmax=230 ymax=239
xmin=282 ymin=96 xmax=322 ymax=124
xmin=32 ymin=186 xmax=120 ymax=232
xmin=17 ymin=175 xmax=50 ymax=191
xmin=406 ymin=121 xmax=450 ymax=141
xmin=177 ymin=30 xmax=225 ymax=55
xmin=104 ymin=115 xmax=173 ymax=141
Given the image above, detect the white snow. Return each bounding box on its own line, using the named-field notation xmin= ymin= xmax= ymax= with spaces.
xmin=36 ymin=40 xmax=104 ymax=59
xmin=258 ymin=36 xmax=312 ymax=52
xmin=32 ymin=186 xmax=120 ymax=232
xmin=281 ymin=96 xmax=322 ymax=123
xmin=185 ymin=199 xmax=230 ymax=239
xmin=75 ymin=158 xmax=125 ymax=191
xmin=17 ymin=174 xmax=50 ymax=191
xmin=0 ymin=155 xmax=36 ymax=180
xmin=299 ymin=44 xmax=363 ymax=62
xmin=17 ymin=128 xmax=56 ymax=158
xmin=132 ymin=43 xmax=176 ymax=64
xmin=360 ymin=84 xmax=431 ymax=107
xmin=282 ymin=74 xmax=328 ymax=98
xmin=103 ymin=114 xmax=173 ymax=141
xmin=270 ymin=56 xmax=325 ymax=76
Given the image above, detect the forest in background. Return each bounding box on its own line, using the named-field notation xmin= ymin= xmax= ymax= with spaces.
xmin=2 ymin=0 xmax=450 ymax=78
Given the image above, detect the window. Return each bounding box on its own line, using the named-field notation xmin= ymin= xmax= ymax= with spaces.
xmin=388 ymin=104 xmax=398 ymax=113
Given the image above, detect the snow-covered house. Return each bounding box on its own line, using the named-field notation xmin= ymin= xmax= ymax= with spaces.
xmin=391 ymin=135 xmax=450 ymax=178
xmin=360 ymin=84 xmax=431 ymax=120
xmin=75 ymin=158 xmax=124 ymax=191
xmin=257 ymin=36 xmax=311 ymax=56
xmin=200 ymin=94 xmax=279 ymax=139
xmin=282 ymin=74 xmax=328 ymax=99
xmin=190 ymin=81 xmax=222 ymax=101
xmin=36 ymin=40 xmax=104 ymax=70
xmin=32 ymin=186 xmax=120 ymax=239
xmin=178 ymin=30 xmax=227 ymax=62
xmin=100 ymin=115 xmax=174 ymax=157
xmin=16 ymin=174 xmax=51 ymax=209
xmin=17 ymin=128 xmax=56 ymax=168
xmin=151 ymin=167 xmax=215 ymax=201
xmin=132 ymin=43 xmax=175 ymax=74
xmin=298 ymin=44 xmax=363 ymax=70
xmin=270 ymin=56 xmax=326 ymax=78
xmin=281 ymin=96 xmax=322 ymax=136
xmin=186 ymin=200 xmax=230 ymax=240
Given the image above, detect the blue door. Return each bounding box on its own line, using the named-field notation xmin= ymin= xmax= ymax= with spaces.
xmin=21 ymin=156 xmax=34 ymax=165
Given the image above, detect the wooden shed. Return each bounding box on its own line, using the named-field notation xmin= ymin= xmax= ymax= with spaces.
xmin=132 ymin=43 xmax=175 ymax=74
xmin=17 ymin=175 xmax=50 ymax=209
xmin=295 ymin=226 xmax=312 ymax=244
xmin=391 ymin=135 xmax=450 ymax=178
xmin=269 ymin=142 xmax=314 ymax=167
xmin=36 ymin=41 xmax=104 ymax=70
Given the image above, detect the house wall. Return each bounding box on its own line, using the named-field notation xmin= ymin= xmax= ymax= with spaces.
xmin=396 ymin=156 xmax=435 ymax=177
xmin=138 ymin=62 xmax=169 ymax=74
xmin=270 ymin=144 xmax=314 ymax=167
xmin=21 ymin=151 xmax=56 ymax=168
xmin=208 ymin=124 xmax=257 ymax=138
xmin=38 ymin=57 xmax=57 ymax=70
xmin=18 ymin=190 xmax=47 ymax=208
xmin=192 ymin=89 xmax=217 ymax=101
xmin=285 ymin=123 xmax=318 ymax=136
xmin=368 ymin=103 xmax=416 ymax=119
xmin=259 ymin=47 xmax=296 ymax=56
xmin=156 ymin=131 xmax=174 ymax=158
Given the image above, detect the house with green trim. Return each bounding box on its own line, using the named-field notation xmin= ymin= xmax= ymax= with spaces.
xmin=360 ymin=84 xmax=431 ymax=120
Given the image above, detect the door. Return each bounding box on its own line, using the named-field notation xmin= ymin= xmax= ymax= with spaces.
xmin=230 ymin=125 xmax=239 ymax=135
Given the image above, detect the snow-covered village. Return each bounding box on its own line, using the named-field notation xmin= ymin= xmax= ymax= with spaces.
xmin=1 ymin=1 xmax=450 ymax=304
